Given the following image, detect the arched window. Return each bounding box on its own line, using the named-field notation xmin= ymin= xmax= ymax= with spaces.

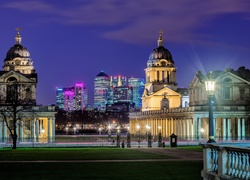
xmin=223 ymin=78 xmax=232 ymax=100
xmin=6 ymin=77 xmax=18 ymax=102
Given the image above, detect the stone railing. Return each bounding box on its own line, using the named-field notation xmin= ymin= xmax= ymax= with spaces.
xmin=201 ymin=143 xmax=250 ymax=180
xmin=33 ymin=105 xmax=55 ymax=112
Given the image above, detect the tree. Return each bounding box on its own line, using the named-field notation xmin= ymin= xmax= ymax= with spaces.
xmin=0 ymin=78 xmax=35 ymax=149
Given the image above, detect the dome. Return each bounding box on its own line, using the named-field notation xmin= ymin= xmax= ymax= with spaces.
xmin=149 ymin=46 xmax=173 ymax=62
xmin=4 ymin=44 xmax=31 ymax=61
xmin=147 ymin=33 xmax=174 ymax=67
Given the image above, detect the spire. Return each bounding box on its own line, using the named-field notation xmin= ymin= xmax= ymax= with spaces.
xmin=15 ymin=27 xmax=22 ymax=44
xmin=157 ymin=29 xmax=164 ymax=47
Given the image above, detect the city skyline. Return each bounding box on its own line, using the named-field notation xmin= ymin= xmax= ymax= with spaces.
xmin=0 ymin=1 xmax=250 ymax=106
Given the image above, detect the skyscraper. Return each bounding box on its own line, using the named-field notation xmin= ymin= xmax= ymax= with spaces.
xmin=128 ymin=78 xmax=145 ymax=108
xmin=94 ymin=71 xmax=111 ymax=111
xmin=56 ymin=83 xmax=87 ymax=111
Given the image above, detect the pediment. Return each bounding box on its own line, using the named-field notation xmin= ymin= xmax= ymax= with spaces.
xmin=216 ymin=72 xmax=250 ymax=84
xmin=0 ymin=71 xmax=35 ymax=83
xmin=151 ymin=86 xmax=181 ymax=97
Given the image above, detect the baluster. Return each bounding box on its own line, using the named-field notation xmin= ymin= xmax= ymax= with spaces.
xmin=241 ymin=153 xmax=247 ymax=179
xmin=238 ymin=152 xmax=242 ymax=178
xmin=231 ymin=152 xmax=236 ymax=176
xmin=214 ymin=150 xmax=218 ymax=172
xmin=246 ymin=154 xmax=250 ymax=179
xmin=228 ymin=151 xmax=232 ymax=176
xmin=234 ymin=152 xmax=239 ymax=177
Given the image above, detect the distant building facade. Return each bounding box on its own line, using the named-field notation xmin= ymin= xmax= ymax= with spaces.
xmin=129 ymin=32 xmax=250 ymax=141
xmin=128 ymin=78 xmax=145 ymax=108
xmin=0 ymin=30 xmax=56 ymax=143
xmin=56 ymin=82 xmax=87 ymax=111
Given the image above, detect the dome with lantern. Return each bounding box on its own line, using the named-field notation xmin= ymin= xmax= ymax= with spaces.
xmin=147 ymin=32 xmax=174 ymax=67
xmin=3 ymin=29 xmax=34 ymax=74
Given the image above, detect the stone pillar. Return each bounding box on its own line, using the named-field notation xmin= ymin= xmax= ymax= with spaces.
xmin=35 ymin=118 xmax=39 ymax=142
xmin=213 ymin=118 xmax=216 ymax=139
xmin=238 ymin=118 xmax=241 ymax=140
xmin=19 ymin=120 xmax=23 ymax=142
xmin=227 ymin=118 xmax=231 ymax=141
xmin=47 ymin=118 xmax=51 ymax=143
xmin=242 ymin=118 xmax=245 ymax=140
xmin=223 ymin=118 xmax=226 ymax=141
xmin=0 ymin=120 xmax=2 ymax=142
xmin=186 ymin=119 xmax=190 ymax=140
xmin=198 ymin=117 xmax=202 ymax=140
xmin=31 ymin=119 xmax=35 ymax=142
xmin=3 ymin=120 xmax=7 ymax=142
xmin=52 ymin=118 xmax=55 ymax=142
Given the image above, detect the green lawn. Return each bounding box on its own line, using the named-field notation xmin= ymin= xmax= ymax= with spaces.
xmin=0 ymin=148 xmax=203 ymax=180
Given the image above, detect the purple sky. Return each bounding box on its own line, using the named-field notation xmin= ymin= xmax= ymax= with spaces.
xmin=0 ymin=0 xmax=250 ymax=106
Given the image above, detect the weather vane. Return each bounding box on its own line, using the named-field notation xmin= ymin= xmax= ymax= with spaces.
xmin=16 ymin=27 xmax=22 ymax=32
xmin=159 ymin=29 xmax=164 ymax=36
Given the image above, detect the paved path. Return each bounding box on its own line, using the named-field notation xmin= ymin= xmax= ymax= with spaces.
xmin=133 ymin=147 xmax=203 ymax=161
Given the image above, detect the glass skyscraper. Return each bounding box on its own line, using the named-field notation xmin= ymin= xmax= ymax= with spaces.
xmin=128 ymin=78 xmax=145 ymax=108
xmin=94 ymin=71 xmax=112 ymax=111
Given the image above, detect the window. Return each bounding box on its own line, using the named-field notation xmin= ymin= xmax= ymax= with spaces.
xmin=223 ymin=78 xmax=232 ymax=100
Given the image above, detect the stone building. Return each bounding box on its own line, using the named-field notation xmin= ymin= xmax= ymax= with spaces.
xmin=0 ymin=29 xmax=56 ymax=143
xmin=129 ymin=33 xmax=250 ymax=141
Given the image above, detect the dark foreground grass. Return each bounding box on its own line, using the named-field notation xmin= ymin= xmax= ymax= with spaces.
xmin=177 ymin=145 xmax=203 ymax=152
xmin=0 ymin=148 xmax=171 ymax=161
xmin=0 ymin=148 xmax=203 ymax=179
xmin=0 ymin=161 xmax=202 ymax=180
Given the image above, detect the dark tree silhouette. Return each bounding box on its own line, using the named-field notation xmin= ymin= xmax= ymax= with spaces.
xmin=0 ymin=79 xmax=35 ymax=149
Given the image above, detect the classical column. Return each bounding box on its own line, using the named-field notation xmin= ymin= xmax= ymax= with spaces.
xmin=52 ymin=118 xmax=55 ymax=142
xmin=186 ymin=119 xmax=190 ymax=140
xmin=242 ymin=118 xmax=245 ymax=140
xmin=0 ymin=120 xmax=2 ymax=142
xmin=3 ymin=120 xmax=7 ymax=142
xmin=213 ymin=118 xmax=216 ymax=139
xmin=31 ymin=119 xmax=35 ymax=142
xmin=198 ymin=117 xmax=202 ymax=140
xmin=238 ymin=118 xmax=242 ymax=140
xmin=35 ymin=119 xmax=39 ymax=142
xmin=227 ymin=118 xmax=231 ymax=141
xmin=19 ymin=120 xmax=23 ymax=142
xmin=223 ymin=118 xmax=226 ymax=141
xmin=47 ymin=118 xmax=51 ymax=143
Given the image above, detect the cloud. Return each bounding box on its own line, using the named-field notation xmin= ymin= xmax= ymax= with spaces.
xmin=2 ymin=0 xmax=250 ymax=44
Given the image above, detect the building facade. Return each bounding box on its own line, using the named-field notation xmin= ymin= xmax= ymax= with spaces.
xmin=129 ymin=33 xmax=250 ymax=141
xmin=0 ymin=30 xmax=56 ymax=143
xmin=128 ymin=78 xmax=145 ymax=108
xmin=56 ymin=82 xmax=87 ymax=111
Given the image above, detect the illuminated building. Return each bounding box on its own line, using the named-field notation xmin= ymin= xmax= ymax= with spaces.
xmin=0 ymin=29 xmax=56 ymax=143
xmin=128 ymin=78 xmax=145 ymax=108
xmin=141 ymin=31 xmax=182 ymax=111
xmin=110 ymin=75 xmax=127 ymax=87
xmin=56 ymin=88 xmax=64 ymax=109
xmin=130 ymin=31 xmax=250 ymax=142
xmin=56 ymin=83 xmax=87 ymax=111
xmin=113 ymin=86 xmax=133 ymax=103
xmin=94 ymin=71 xmax=112 ymax=111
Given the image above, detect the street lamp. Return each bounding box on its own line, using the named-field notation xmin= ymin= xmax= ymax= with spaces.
xmin=116 ymin=126 xmax=121 ymax=147
xmin=205 ymin=74 xmax=216 ymax=143
xmin=158 ymin=126 xmax=162 ymax=147
xmin=108 ymin=125 xmax=111 ymax=141
xmin=136 ymin=125 xmax=140 ymax=148
xmin=98 ymin=127 xmax=102 ymax=136
xmin=146 ymin=125 xmax=152 ymax=148
xmin=126 ymin=126 xmax=131 ymax=148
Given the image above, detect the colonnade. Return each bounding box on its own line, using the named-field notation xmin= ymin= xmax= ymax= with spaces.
xmin=0 ymin=117 xmax=55 ymax=143
xmin=130 ymin=112 xmax=247 ymax=141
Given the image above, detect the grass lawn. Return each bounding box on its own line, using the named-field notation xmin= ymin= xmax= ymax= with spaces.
xmin=0 ymin=148 xmax=203 ymax=180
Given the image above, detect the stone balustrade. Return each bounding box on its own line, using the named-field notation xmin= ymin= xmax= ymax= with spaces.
xmin=201 ymin=143 xmax=250 ymax=180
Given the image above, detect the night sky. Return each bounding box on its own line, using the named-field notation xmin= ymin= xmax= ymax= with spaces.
xmin=0 ymin=0 xmax=250 ymax=106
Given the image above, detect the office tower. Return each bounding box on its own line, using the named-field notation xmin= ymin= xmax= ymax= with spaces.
xmin=113 ymin=86 xmax=133 ymax=103
xmin=56 ymin=83 xmax=87 ymax=111
xmin=94 ymin=71 xmax=111 ymax=111
xmin=110 ymin=75 xmax=127 ymax=87
xmin=128 ymin=78 xmax=145 ymax=108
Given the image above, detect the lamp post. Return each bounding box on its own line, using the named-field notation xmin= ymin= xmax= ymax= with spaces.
xmin=136 ymin=125 xmax=140 ymax=148
xmin=146 ymin=125 xmax=152 ymax=148
xmin=205 ymin=76 xmax=216 ymax=143
xmin=116 ymin=126 xmax=121 ymax=147
xmin=158 ymin=126 xmax=162 ymax=147
xmin=126 ymin=126 xmax=131 ymax=148
xmin=108 ymin=125 xmax=111 ymax=141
